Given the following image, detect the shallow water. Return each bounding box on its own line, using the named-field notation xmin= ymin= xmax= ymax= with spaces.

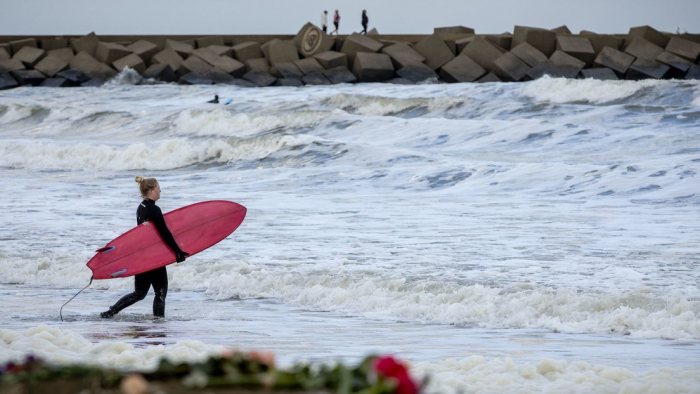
xmin=1 ymin=77 xmax=699 ymax=393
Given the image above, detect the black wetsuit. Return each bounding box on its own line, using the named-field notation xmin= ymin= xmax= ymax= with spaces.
xmin=102 ymin=200 xmax=185 ymax=318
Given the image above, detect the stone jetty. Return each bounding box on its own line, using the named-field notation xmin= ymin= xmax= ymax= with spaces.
xmin=1 ymin=24 xmax=699 ymax=89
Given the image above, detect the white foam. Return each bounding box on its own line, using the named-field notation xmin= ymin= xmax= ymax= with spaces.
xmin=323 ymin=93 xmax=463 ymax=116
xmin=104 ymin=67 xmax=144 ymax=86
xmin=520 ymin=77 xmax=660 ymax=104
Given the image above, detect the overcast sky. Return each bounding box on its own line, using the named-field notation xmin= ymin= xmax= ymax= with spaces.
xmin=1 ymin=0 xmax=698 ymax=36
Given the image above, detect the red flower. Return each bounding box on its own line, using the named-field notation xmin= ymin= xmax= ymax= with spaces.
xmin=373 ymin=356 xmax=419 ymax=394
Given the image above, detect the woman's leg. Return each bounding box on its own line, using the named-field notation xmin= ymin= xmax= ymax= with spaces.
xmin=101 ymin=273 xmax=151 ymax=318
xmin=151 ymin=267 xmax=168 ymax=317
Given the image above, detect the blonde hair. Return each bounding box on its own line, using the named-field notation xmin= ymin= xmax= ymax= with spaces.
xmin=135 ymin=176 xmax=159 ymax=198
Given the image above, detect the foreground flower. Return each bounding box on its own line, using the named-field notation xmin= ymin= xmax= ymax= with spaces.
xmin=373 ymin=356 xmax=419 ymax=394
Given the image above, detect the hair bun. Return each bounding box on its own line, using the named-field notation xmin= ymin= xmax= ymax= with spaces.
xmin=135 ymin=176 xmax=144 ymax=184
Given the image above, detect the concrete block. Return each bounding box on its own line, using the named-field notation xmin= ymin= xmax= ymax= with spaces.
xmin=625 ymin=37 xmax=664 ymax=60
xmin=476 ymin=72 xmax=502 ymax=83
xmin=397 ymin=63 xmax=438 ymax=82
xmin=551 ymin=25 xmax=572 ymax=34
xmin=323 ymin=66 xmax=357 ymax=84
xmin=242 ymin=70 xmax=277 ymax=87
xmin=462 ymin=37 xmax=503 ymax=72
xmin=381 ymin=43 xmax=425 ymax=69
xmin=486 ymin=35 xmax=512 ymax=51
xmin=368 ymin=28 xmax=379 ymax=35
xmin=333 ymin=38 xmax=345 ymax=52
xmin=455 ymin=36 xmax=474 ymax=54
xmin=665 ymin=37 xmax=700 ymax=62
xmin=95 ymin=42 xmax=131 ymax=65
xmin=40 ymin=77 xmax=71 ymax=87
xmin=272 ymin=62 xmax=304 ymax=79
xmin=70 ymin=33 xmax=99 ymax=57
xmin=10 ymin=38 xmax=38 ymax=55
xmin=439 ymin=55 xmax=486 ymax=82
xmin=313 ymin=51 xmax=348 ymax=69
xmin=178 ymin=56 xmax=213 ymax=77
xmin=627 ymin=25 xmax=670 ymax=49
xmin=201 ymin=67 xmax=237 ymax=84
xmin=13 ymin=46 xmax=46 ymax=68
xmin=0 ymin=72 xmax=19 ymax=90
xmin=261 ymin=39 xmax=281 ymax=59
xmin=302 ymin=72 xmax=332 ymax=85
xmin=656 ymin=51 xmax=693 ymax=74
xmin=626 ymin=58 xmax=669 ymax=80
xmin=512 ymin=26 xmax=557 ymax=56
xmin=142 ymin=63 xmax=177 ymax=82
xmin=91 ymin=62 xmax=118 ymax=81
xmin=412 ymin=34 xmax=455 ymax=70
xmin=245 ymin=58 xmax=269 ymax=73
xmin=57 ymin=69 xmax=88 ymax=84
xmin=276 ymin=78 xmax=303 ymax=87
xmin=33 ymin=55 xmax=69 ymax=77
xmin=556 ymin=35 xmax=595 ymax=66
xmin=208 ymin=45 xmax=232 ymax=58
xmin=492 ymin=52 xmax=531 ymax=81
xmin=41 ymin=38 xmax=68 ymax=51
xmin=196 ymin=36 xmax=225 ymax=48
xmin=434 ymin=26 xmax=475 ymax=34
xmin=341 ymin=35 xmax=384 ymax=65
xmin=165 ymin=40 xmax=194 ymax=58
xmin=685 ymin=64 xmax=700 ymax=80
xmin=294 ymin=57 xmax=324 ymax=75
xmin=594 ymin=46 xmax=635 ymax=76
xmin=192 ymin=48 xmax=245 ymax=76
xmin=295 ymin=22 xmax=335 ymax=58
xmin=232 ymin=42 xmax=263 ymax=62
xmin=151 ymin=48 xmax=184 ymax=73
xmin=352 ymin=52 xmax=395 ymax=82
xmin=0 ymin=48 xmax=9 ymax=61
xmin=582 ymin=34 xmax=620 ymax=55
xmin=10 ymin=69 xmax=46 ymax=86
xmin=527 ymin=62 xmax=580 ymax=79
xmin=80 ymin=78 xmax=104 ymax=87
xmin=48 ymin=48 xmax=74 ymax=63
xmin=127 ymin=40 xmax=159 ymax=64
xmin=69 ymin=51 xmax=103 ymax=76
xmin=113 ymin=53 xmax=146 ymax=74
xmin=178 ymin=72 xmax=213 ymax=85
xmin=550 ymin=50 xmax=586 ymax=72
xmin=511 ymin=42 xmax=547 ymax=67
xmin=387 ymin=78 xmax=415 ymax=85
xmin=0 ymin=59 xmax=25 ymax=72
xmin=267 ymin=40 xmax=300 ymax=65
xmin=580 ymin=68 xmax=618 ymax=80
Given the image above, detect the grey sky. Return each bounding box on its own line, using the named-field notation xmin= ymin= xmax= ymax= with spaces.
xmin=1 ymin=0 xmax=698 ymax=36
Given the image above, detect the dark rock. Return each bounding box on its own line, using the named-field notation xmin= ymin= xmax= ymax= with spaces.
xmin=626 ymin=58 xmax=670 ymax=80
xmin=57 ymin=69 xmax=88 ymax=84
xmin=492 ymin=52 xmax=531 ymax=81
xmin=313 ymin=51 xmax=348 ymax=69
xmin=127 ymin=40 xmax=159 ymax=64
xmin=412 ymin=34 xmax=455 ymax=70
xmin=686 ymin=64 xmax=700 ymax=80
xmin=397 ymin=63 xmax=438 ymax=82
xmin=352 ymin=52 xmax=395 ymax=82
xmin=113 ymin=54 xmax=146 ymax=74
xmin=0 ymin=72 xmax=19 ymax=90
xmin=178 ymin=72 xmax=214 ymax=85
xmin=276 ymin=78 xmax=304 ymax=87
xmin=323 ymin=66 xmax=357 ymax=84
xmin=387 ymin=78 xmax=415 ymax=85
xmin=201 ymin=67 xmax=237 ymax=84
xmin=625 ymin=37 xmax=664 ymax=61
xmin=13 ymin=46 xmax=46 ymax=68
xmin=439 ymin=55 xmax=486 ymax=82
xmin=594 ymin=46 xmax=636 ymax=76
xmin=556 ymin=35 xmax=595 ymax=66
xmin=434 ymin=26 xmax=475 ymax=34
xmin=80 ymin=78 xmax=105 ymax=87
xmin=665 ymin=37 xmax=700 ymax=62
xmin=11 ymin=69 xmax=46 ymax=86
xmin=302 ymin=72 xmax=332 ymax=85
xmin=242 ymin=70 xmax=277 ymax=87
xmin=512 ymin=26 xmax=557 ymax=56
xmin=232 ymin=42 xmax=263 ymax=62
xmin=580 ymin=68 xmax=618 ymax=80
xmin=70 ymin=33 xmax=99 ymax=57
xmin=381 ymin=43 xmax=425 ymax=69
xmin=510 ymin=42 xmax=548 ymax=67
xmin=40 ymin=77 xmax=71 ymax=87
xmin=34 ymin=55 xmax=69 ymax=77
xmin=294 ymin=58 xmax=325 ymax=75
xmin=142 ymin=64 xmax=177 ymax=82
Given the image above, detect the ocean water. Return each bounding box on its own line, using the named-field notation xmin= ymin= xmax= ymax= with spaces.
xmin=1 ymin=75 xmax=699 ymax=393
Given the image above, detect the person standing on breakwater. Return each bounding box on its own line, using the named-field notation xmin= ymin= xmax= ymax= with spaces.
xmin=321 ymin=10 xmax=328 ymax=33
xmin=100 ymin=177 xmax=189 ymax=318
xmin=331 ymin=10 xmax=340 ymax=35
xmin=361 ymin=10 xmax=368 ymax=34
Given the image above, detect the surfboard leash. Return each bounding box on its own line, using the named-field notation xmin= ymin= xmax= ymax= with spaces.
xmin=60 ymin=276 xmax=93 ymax=322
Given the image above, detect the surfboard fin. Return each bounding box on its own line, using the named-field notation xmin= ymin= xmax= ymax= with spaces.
xmin=59 ymin=276 xmax=93 ymax=322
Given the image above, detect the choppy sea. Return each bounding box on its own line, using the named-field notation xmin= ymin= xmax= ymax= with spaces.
xmin=1 ymin=73 xmax=699 ymax=393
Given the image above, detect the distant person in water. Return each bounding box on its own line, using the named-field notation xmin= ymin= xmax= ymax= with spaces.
xmin=100 ymin=176 xmax=189 ymax=318
xmin=361 ymin=10 xmax=368 ymax=34
xmin=331 ymin=10 xmax=340 ymax=35
xmin=208 ymin=95 xmax=219 ymax=104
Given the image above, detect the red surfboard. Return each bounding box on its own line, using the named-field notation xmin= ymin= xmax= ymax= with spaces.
xmin=87 ymin=200 xmax=246 ymax=280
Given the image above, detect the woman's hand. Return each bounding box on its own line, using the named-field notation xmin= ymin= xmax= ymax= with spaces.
xmin=176 ymin=251 xmax=190 ymax=263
